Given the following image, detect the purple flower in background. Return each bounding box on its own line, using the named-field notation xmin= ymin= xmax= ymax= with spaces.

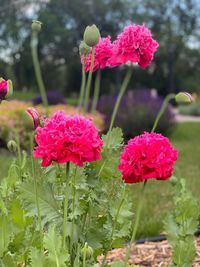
xmin=96 ymin=89 xmax=176 ymax=138
xmin=32 ymin=91 xmax=66 ymax=106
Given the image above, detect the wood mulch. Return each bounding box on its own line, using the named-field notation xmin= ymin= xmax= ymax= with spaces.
xmin=98 ymin=237 xmax=200 ymax=266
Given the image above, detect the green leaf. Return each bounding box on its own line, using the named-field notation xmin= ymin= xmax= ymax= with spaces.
xmin=92 ymin=128 xmax=124 ymax=179
xmin=173 ymin=239 xmax=196 ymax=265
xmin=10 ymin=199 xmax=27 ymax=228
xmin=30 ymin=247 xmax=46 ymax=267
xmin=1 ymin=252 xmax=15 ymax=267
xmin=19 ymin=180 xmax=62 ymax=226
xmin=0 ymin=194 xmax=7 ymax=215
xmin=0 ymin=216 xmax=12 ymax=257
xmin=44 ymin=225 xmax=69 ymax=267
xmin=102 ymin=128 xmax=124 ymax=149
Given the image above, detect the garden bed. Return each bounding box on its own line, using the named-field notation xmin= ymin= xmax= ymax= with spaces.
xmin=99 ymin=237 xmax=200 ymax=266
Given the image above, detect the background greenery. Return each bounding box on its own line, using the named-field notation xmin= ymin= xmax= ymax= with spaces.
xmin=0 ymin=0 xmax=200 ymax=97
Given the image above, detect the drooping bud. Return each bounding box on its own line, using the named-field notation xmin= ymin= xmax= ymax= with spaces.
xmin=81 ymin=243 xmax=93 ymax=259
xmin=26 ymin=108 xmax=40 ymax=130
xmin=175 ymin=92 xmax=193 ymax=104
xmin=0 ymin=78 xmax=13 ymax=102
xmin=83 ymin=24 xmax=100 ymax=47
xmin=79 ymin=41 xmax=91 ymax=56
xmin=7 ymin=140 xmax=17 ymax=153
xmin=32 ymin=20 xmax=42 ymax=32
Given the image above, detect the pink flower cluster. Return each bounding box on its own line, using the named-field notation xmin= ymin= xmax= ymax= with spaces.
xmin=33 ymin=111 xmax=103 ymax=167
xmin=118 ymin=132 xmax=178 ymax=184
xmin=83 ymin=37 xmax=113 ymax=72
xmin=81 ymin=24 xmax=159 ymax=72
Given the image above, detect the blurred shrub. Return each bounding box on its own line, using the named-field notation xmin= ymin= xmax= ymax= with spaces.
xmin=32 ymin=91 xmax=66 ymax=105
xmin=179 ymin=101 xmax=200 ymax=116
xmin=97 ymin=89 xmax=176 ymax=138
xmin=0 ymin=100 xmax=104 ymax=149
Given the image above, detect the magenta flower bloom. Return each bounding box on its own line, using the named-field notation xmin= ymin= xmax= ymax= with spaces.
xmin=0 ymin=79 xmax=8 ymax=101
xmin=81 ymin=36 xmax=113 ymax=72
xmin=26 ymin=108 xmax=40 ymax=129
xmin=109 ymin=24 xmax=159 ymax=69
xmin=33 ymin=111 xmax=103 ymax=167
xmin=118 ymin=132 xmax=178 ymax=184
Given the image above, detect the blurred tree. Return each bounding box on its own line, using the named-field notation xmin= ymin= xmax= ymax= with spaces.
xmin=127 ymin=0 xmax=200 ymax=93
xmin=0 ymin=0 xmax=200 ymax=96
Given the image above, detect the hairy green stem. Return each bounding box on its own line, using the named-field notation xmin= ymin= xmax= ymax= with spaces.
xmin=102 ymin=186 xmax=126 ymax=266
xmin=31 ymin=31 xmax=48 ymax=108
xmin=83 ymin=47 xmax=95 ymax=113
xmin=63 ymin=162 xmax=70 ymax=250
xmin=106 ymin=67 xmax=132 ymax=147
xmin=30 ymin=134 xmax=42 ymax=241
xmin=70 ymin=166 xmax=78 ymax=253
xmin=123 ymin=181 xmax=147 ymax=266
xmin=91 ymin=70 xmax=101 ymax=114
xmin=78 ymin=57 xmax=86 ymax=111
xmin=151 ymin=93 xmax=175 ymax=132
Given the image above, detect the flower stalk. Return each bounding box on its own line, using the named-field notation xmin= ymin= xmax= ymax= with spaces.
xmin=106 ymin=67 xmax=132 ymax=147
xmin=91 ymin=70 xmax=101 ymax=114
xmin=63 ymin=162 xmax=70 ymax=250
xmin=83 ymin=47 xmax=95 ymax=113
xmin=151 ymin=93 xmax=175 ymax=132
xmin=123 ymin=180 xmax=147 ymax=266
xmin=30 ymin=133 xmax=43 ymax=242
xmin=78 ymin=57 xmax=86 ymax=111
xmin=70 ymin=166 xmax=78 ymax=253
xmin=31 ymin=30 xmax=48 ymax=108
xmin=102 ymin=185 xmax=126 ymax=266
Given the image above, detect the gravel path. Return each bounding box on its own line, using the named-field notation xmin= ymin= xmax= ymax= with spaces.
xmin=98 ymin=237 xmax=200 ymax=266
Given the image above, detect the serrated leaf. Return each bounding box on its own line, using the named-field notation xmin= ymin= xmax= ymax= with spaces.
xmin=10 ymin=199 xmax=26 ymax=228
xmin=0 ymin=216 xmax=12 ymax=257
xmin=19 ymin=180 xmax=62 ymax=226
xmin=0 ymin=194 xmax=7 ymax=215
xmin=92 ymin=128 xmax=124 ymax=179
xmin=44 ymin=225 xmax=69 ymax=267
xmin=173 ymin=239 xmax=196 ymax=265
xmin=30 ymin=247 xmax=46 ymax=267
xmin=1 ymin=252 xmax=15 ymax=267
xmin=102 ymin=128 xmax=124 ymax=149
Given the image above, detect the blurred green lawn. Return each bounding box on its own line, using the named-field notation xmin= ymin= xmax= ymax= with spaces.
xmin=0 ymin=122 xmax=200 ymax=238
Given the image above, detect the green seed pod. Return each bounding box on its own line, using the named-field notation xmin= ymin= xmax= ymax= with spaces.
xmin=7 ymin=140 xmax=17 ymax=153
xmin=175 ymin=92 xmax=193 ymax=104
xmin=81 ymin=243 xmax=93 ymax=259
xmin=79 ymin=41 xmax=91 ymax=56
xmin=32 ymin=20 xmax=42 ymax=32
xmin=169 ymin=175 xmax=178 ymax=186
xmin=83 ymin=24 xmax=100 ymax=47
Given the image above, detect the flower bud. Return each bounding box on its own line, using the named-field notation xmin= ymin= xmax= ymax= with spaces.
xmin=32 ymin=20 xmax=42 ymax=32
xmin=175 ymin=92 xmax=193 ymax=104
xmin=81 ymin=243 xmax=93 ymax=259
xmin=83 ymin=24 xmax=100 ymax=47
xmin=26 ymin=108 xmax=40 ymax=130
xmin=7 ymin=140 xmax=17 ymax=153
xmin=79 ymin=41 xmax=91 ymax=56
xmin=0 ymin=78 xmax=13 ymax=102
xmin=169 ymin=175 xmax=178 ymax=186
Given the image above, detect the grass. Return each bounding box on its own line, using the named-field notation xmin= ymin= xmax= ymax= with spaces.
xmin=0 ymin=122 xmax=200 ymax=238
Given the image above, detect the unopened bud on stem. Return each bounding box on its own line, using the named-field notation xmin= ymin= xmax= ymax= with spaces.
xmin=175 ymin=92 xmax=193 ymax=104
xmin=83 ymin=24 xmax=100 ymax=47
